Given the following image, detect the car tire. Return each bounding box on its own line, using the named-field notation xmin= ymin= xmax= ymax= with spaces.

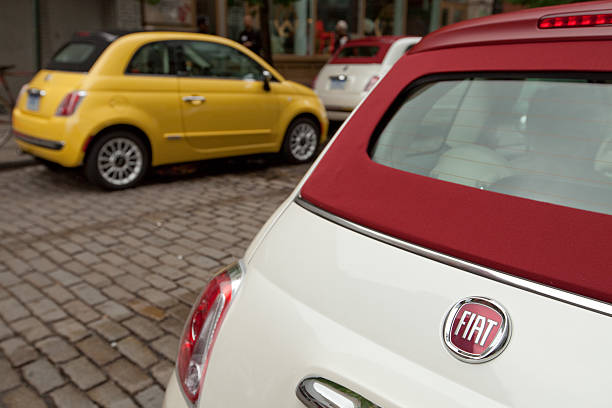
xmin=85 ymin=131 xmax=149 ymax=190
xmin=281 ymin=117 xmax=320 ymax=163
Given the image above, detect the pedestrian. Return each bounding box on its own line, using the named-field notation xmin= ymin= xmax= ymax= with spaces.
xmin=334 ymin=20 xmax=350 ymax=52
xmin=197 ymin=15 xmax=211 ymax=34
xmin=238 ymin=14 xmax=262 ymax=55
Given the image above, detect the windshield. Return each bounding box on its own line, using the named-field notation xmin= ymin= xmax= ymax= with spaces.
xmin=371 ymin=76 xmax=612 ymax=215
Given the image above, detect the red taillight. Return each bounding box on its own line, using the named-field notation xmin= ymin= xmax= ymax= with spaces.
xmin=311 ymin=74 xmax=319 ymax=89
xmin=539 ymin=13 xmax=612 ymax=29
xmin=364 ymin=75 xmax=380 ymax=93
xmin=177 ymin=262 xmax=244 ymax=405
xmin=56 ymin=91 xmax=86 ymax=116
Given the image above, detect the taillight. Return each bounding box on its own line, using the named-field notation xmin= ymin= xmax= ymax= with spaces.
xmin=539 ymin=13 xmax=612 ymax=29
xmin=177 ymin=261 xmax=244 ymax=405
xmin=311 ymin=74 xmax=319 ymax=89
xmin=56 ymin=91 xmax=86 ymax=116
xmin=364 ymin=75 xmax=380 ymax=93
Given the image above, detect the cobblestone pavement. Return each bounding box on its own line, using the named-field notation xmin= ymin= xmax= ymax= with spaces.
xmin=0 ymin=159 xmax=310 ymax=407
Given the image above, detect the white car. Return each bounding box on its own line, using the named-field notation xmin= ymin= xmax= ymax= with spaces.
xmin=313 ymin=36 xmax=421 ymax=121
xmin=164 ymin=2 xmax=612 ymax=407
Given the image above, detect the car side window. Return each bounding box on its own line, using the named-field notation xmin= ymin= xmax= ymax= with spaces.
xmin=178 ymin=41 xmax=264 ymax=80
xmin=127 ymin=42 xmax=174 ymax=75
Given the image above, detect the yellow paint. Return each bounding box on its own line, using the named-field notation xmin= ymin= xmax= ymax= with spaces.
xmin=13 ymin=32 xmax=328 ymax=167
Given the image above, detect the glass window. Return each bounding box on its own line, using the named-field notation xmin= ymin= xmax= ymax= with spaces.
xmin=47 ymin=41 xmax=105 ymax=72
xmin=178 ymin=41 xmax=264 ymax=80
xmin=371 ymin=76 xmax=612 ymax=215
xmin=271 ymin=4 xmax=297 ymax=54
xmin=127 ymin=42 xmax=173 ymax=75
xmin=365 ymin=1 xmax=395 ymax=36
xmin=53 ymin=43 xmax=96 ymax=64
xmin=317 ymin=0 xmax=357 ymax=53
xmin=337 ymin=46 xmax=380 ymax=58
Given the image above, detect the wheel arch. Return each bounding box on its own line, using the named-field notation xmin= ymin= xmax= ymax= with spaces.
xmin=84 ymin=124 xmax=153 ymax=164
xmin=283 ymin=112 xmax=324 ymax=145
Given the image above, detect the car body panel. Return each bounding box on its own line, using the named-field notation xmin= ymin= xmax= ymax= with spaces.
xmin=13 ymin=32 xmax=328 ymax=168
xmin=164 ymin=202 xmax=612 ymax=408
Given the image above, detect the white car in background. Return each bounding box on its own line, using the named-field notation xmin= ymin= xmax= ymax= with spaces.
xmin=164 ymin=2 xmax=612 ymax=407
xmin=313 ymin=35 xmax=421 ymax=121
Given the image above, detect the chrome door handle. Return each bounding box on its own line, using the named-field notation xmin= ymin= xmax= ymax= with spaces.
xmin=296 ymin=377 xmax=381 ymax=408
xmin=182 ymin=95 xmax=206 ymax=103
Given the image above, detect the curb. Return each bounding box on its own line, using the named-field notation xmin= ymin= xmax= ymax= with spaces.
xmin=0 ymin=158 xmax=37 ymax=171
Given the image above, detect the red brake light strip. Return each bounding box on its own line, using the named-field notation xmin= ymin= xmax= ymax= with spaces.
xmin=539 ymin=13 xmax=612 ymax=29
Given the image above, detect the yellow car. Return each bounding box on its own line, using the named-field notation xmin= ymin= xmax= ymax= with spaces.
xmin=13 ymin=31 xmax=328 ymax=189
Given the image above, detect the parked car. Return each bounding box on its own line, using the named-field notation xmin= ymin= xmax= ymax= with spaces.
xmin=164 ymin=2 xmax=612 ymax=407
xmin=313 ymin=35 xmax=421 ymax=121
xmin=12 ymin=31 xmax=328 ymax=189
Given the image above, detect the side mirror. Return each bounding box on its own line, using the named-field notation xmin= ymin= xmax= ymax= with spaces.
xmin=262 ymin=70 xmax=272 ymax=92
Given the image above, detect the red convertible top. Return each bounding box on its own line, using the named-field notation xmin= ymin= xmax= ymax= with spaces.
xmin=302 ymin=2 xmax=612 ymax=305
xmin=412 ymin=0 xmax=612 ymax=53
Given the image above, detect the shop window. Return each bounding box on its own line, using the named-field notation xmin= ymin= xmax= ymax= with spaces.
xmin=317 ymin=0 xmax=358 ymax=53
xmin=365 ymin=0 xmax=395 ymax=36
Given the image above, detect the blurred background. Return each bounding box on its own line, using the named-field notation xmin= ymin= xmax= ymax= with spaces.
xmin=0 ymin=0 xmax=534 ymax=94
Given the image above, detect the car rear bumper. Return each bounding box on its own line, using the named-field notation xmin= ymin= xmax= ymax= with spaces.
xmin=13 ymin=130 xmax=65 ymax=150
xmin=12 ymin=108 xmax=86 ymax=167
xmin=325 ymin=106 xmax=352 ymax=121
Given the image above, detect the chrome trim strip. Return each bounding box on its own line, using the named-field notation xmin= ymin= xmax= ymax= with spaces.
xmin=14 ymin=131 xmax=64 ymax=150
xmin=296 ymin=377 xmax=380 ymax=408
xmin=294 ymin=196 xmax=612 ymax=318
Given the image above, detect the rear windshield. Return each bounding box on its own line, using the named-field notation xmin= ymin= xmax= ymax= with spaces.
xmin=47 ymin=41 xmax=107 ymax=72
xmin=370 ymin=76 xmax=612 ymax=215
xmin=337 ymin=46 xmax=380 ymax=58
xmin=330 ymin=42 xmax=390 ymax=64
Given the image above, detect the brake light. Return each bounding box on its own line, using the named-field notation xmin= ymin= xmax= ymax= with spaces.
xmin=177 ymin=262 xmax=244 ymax=405
xmin=56 ymin=91 xmax=86 ymax=116
xmin=539 ymin=13 xmax=612 ymax=29
xmin=311 ymin=74 xmax=319 ymax=89
xmin=364 ymin=75 xmax=380 ymax=92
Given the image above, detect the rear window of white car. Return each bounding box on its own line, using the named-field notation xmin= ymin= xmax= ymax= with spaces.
xmin=370 ymin=75 xmax=612 ymax=215
xmin=337 ymin=45 xmax=380 ymax=58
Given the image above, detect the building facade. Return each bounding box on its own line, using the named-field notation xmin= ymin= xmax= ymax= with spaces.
xmin=0 ymin=0 xmax=509 ymax=95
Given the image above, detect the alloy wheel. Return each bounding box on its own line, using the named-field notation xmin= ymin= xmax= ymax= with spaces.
xmin=96 ymin=137 xmax=143 ymax=186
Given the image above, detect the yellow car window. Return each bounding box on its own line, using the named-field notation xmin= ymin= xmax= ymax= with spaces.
xmin=127 ymin=42 xmax=172 ymax=75
xmin=179 ymin=41 xmax=263 ymax=80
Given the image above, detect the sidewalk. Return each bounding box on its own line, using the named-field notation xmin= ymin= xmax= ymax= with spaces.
xmin=0 ymin=116 xmax=36 ymax=170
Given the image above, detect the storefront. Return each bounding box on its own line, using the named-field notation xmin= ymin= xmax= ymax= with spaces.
xmin=194 ymin=0 xmax=496 ymax=83
xmin=204 ymin=0 xmax=427 ymax=56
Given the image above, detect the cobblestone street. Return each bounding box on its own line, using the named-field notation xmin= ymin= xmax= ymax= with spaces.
xmin=0 ymin=159 xmax=310 ymax=407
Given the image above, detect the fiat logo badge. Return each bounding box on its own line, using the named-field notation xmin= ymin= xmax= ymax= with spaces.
xmin=443 ymin=297 xmax=511 ymax=363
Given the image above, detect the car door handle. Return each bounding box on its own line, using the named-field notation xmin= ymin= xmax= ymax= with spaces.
xmin=182 ymin=95 xmax=206 ymax=104
xmin=296 ymin=377 xmax=381 ymax=408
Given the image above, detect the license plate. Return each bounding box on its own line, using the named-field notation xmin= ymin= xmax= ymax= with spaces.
xmin=26 ymin=94 xmax=40 ymax=111
xmin=330 ymin=78 xmax=346 ymax=90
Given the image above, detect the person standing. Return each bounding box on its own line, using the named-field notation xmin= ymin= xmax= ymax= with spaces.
xmin=238 ymin=14 xmax=262 ymax=55
xmin=333 ymin=20 xmax=350 ymax=52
